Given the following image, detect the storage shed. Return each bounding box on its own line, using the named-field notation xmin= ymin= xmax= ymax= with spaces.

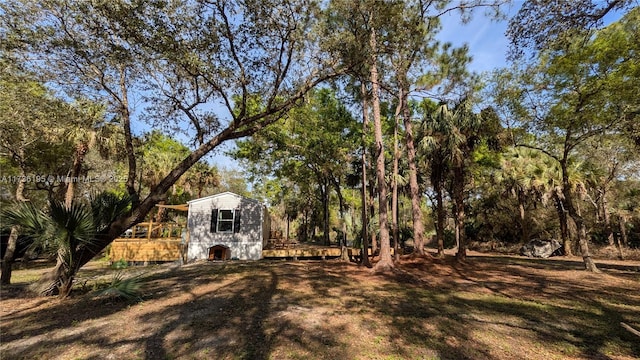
xmin=186 ymin=192 xmax=270 ymax=261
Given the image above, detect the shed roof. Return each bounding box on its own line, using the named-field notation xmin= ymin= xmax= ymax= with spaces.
xmin=187 ymin=191 xmax=261 ymax=205
xmin=156 ymin=203 xmax=189 ymax=211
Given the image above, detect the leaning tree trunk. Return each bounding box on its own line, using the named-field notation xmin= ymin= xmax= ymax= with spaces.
xmin=31 ymin=53 xmax=339 ymax=296
xmin=570 ymin=209 xmax=600 ymax=272
xmin=369 ymin=25 xmax=393 ymax=272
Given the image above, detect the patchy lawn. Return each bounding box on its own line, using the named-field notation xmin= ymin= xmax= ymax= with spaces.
xmin=1 ymin=252 xmax=639 ymax=360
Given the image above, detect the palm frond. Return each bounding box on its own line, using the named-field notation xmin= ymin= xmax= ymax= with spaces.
xmin=48 ymin=201 xmax=96 ymax=246
xmin=1 ymin=202 xmax=52 ymax=240
xmin=94 ymin=271 xmax=142 ymax=301
xmin=90 ymin=192 xmax=132 ymax=231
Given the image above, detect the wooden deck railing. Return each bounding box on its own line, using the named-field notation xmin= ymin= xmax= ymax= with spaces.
xmin=110 ymin=222 xmax=188 ymax=263
xmin=117 ymin=221 xmax=186 ymax=240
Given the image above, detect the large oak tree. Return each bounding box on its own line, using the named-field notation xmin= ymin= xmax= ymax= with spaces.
xmin=1 ymin=0 xmax=342 ymax=295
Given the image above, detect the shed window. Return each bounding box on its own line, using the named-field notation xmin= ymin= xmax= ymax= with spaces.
xmin=210 ymin=208 xmax=241 ymax=233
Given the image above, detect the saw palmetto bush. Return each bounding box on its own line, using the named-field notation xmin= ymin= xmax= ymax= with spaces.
xmin=93 ymin=271 xmax=142 ymax=302
xmin=1 ymin=193 xmax=131 ymax=297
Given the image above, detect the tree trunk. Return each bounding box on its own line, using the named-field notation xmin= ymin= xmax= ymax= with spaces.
xmin=561 ymin=162 xmax=599 ymax=272
xmin=155 ymin=201 xmax=166 ymax=223
xmin=1 ymin=226 xmax=20 ymax=285
xmin=574 ymin=213 xmax=600 ymax=272
xmin=518 ymin=191 xmax=531 ymax=243
xmin=119 ymin=67 xmax=138 ymax=204
xmin=612 ymin=214 xmax=625 ymax=260
xmin=360 ymin=166 xmax=371 ymax=267
xmin=29 ymin=250 xmax=76 ymax=297
xmin=554 ymin=193 xmax=572 ymax=256
xmin=331 ymin=177 xmax=348 ymax=247
xmin=1 ymin=163 xmax=28 ymax=285
xmin=322 ymin=181 xmax=330 ymax=246
xmin=619 ymin=215 xmax=628 ymax=248
xmin=435 ymin=182 xmax=445 ymax=257
xmin=302 ymin=210 xmax=309 ymax=242
xmin=362 ymin=86 xmax=377 ymax=256
xmin=286 ymin=215 xmax=290 ymax=242
xmin=400 ymin=87 xmax=426 ymax=257
xmin=602 ymin=194 xmax=614 ymax=246
xmin=342 ymin=216 xmax=348 ymax=247
xmin=392 ymin=97 xmax=400 ymax=261
xmin=65 ymin=142 xmax=89 ymax=208
xmin=360 ymin=83 xmax=372 ymax=268
xmin=369 ymin=26 xmax=393 ymax=272
xmin=369 ymin=179 xmax=378 ymax=254
xmin=453 ymin=166 xmax=467 ymax=261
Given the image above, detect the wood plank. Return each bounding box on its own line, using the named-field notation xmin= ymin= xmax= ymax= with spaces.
xmin=262 ymin=247 xmax=343 ymax=258
xmin=110 ymin=239 xmax=183 ymax=262
xmin=261 ymin=247 xmax=394 ymax=259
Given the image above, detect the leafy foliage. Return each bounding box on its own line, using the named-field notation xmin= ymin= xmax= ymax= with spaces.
xmin=507 ymin=0 xmax=636 ymax=59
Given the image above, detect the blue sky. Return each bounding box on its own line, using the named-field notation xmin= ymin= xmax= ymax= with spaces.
xmin=436 ymin=1 xmax=522 ymax=74
xmin=436 ymin=1 xmax=627 ymax=74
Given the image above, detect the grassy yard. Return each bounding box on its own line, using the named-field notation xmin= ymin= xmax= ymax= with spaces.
xmin=1 ymin=253 xmax=639 ymax=360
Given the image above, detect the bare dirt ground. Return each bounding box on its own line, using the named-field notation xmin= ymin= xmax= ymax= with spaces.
xmin=1 ymin=251 xmax=639 ymax=360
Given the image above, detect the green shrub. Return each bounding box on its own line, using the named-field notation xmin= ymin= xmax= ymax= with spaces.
xmin=111 ymin=258 xmax=128 ymax=269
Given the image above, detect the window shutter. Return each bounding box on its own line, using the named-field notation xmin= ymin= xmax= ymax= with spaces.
xmin=210 ymin=209 xmax=219 ymax=233
xmin=233 ymin=208 xmax=241 ymax=233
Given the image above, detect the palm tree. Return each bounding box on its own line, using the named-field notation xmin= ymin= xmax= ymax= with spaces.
xmin=2 ymin=193 xmax=131 ymax=297
xmin=498 ymin=147 xmax=549 ymax=244
xmin=183 ymin=162 xmax=220 ymax=198
xmin=420 ymin=99 xmax=481 ymax=261
xmin=56 ymin=99 xmax=121 ymax=207
xmin=417 ymin=100 xmax=448 ymax=258
xmin=519 ymin=150 xmax=595 ymax=257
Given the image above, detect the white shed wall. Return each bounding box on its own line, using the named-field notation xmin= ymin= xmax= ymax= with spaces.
xmin=187 ymin=193 xmax=267 ymax=261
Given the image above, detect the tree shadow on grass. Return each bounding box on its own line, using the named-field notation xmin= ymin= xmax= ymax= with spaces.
xmin=0 ymin=260 xmax=348 ymax=360
xmin=397 ymin=255 xmax=640 ymax=359
xmin=133 ymin=261 xmax=355 ymax=359
xmin=1 ymin=257 xmax=638 ymax=359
